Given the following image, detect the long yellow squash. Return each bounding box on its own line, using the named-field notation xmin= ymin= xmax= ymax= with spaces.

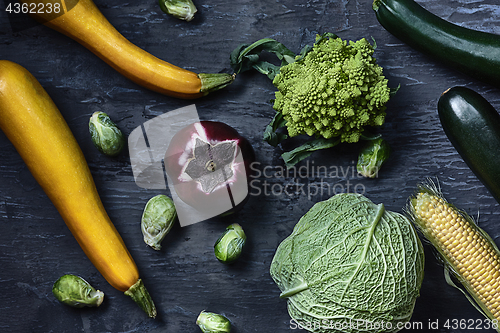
xmin=20 ymin=0 xmax=234 ymax=99
xmin=0 ymin=60 xmax=156 ymax=317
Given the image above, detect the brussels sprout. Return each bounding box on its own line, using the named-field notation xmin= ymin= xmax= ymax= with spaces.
xmin=196 ymin=311 xmax=231 ymax=333
xmin=52 ymin=274 xmax=104 ymax=308
xmin=356 ymin=137 xmax=391 ymax=178
xmin=214 ymin=223 xmax=246 ymax=264
xmin=89 ymin=111 xmax=125 ymax=157
xmin=141 ymin=194 xmax=177 ymax=250
xmin=159 ymin=0 xmax=197 ymax=22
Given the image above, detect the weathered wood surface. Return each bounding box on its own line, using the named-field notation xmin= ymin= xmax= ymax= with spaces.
xmin=1 ymin=0 xmax=500 ymax=332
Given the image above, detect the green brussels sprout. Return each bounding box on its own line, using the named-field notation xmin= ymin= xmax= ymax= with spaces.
xmin=89 ymin=111 xmax=125 ymax=157
xmin=159 ymin=0 xmax=197 ymax=22
xmin=214 ymin=223 xmax=246 ymax=264
xmin=356 ymin=137 xmax=391 ymax=178
xmin=196 ymin=311 xmax=231 ymax=333
xmin=141 ymin=194 xmax=177 ymax=250
xmin=52 ymin=274 xmax=104 ymax=308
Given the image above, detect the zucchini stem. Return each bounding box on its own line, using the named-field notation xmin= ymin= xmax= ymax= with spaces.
xmin=372 ymin=0 xmax=382 ymax=11
xmin=124 ymin=279 xmax=157 ymax=318
xmin=198 ymin=73 xmax=235 ymax=94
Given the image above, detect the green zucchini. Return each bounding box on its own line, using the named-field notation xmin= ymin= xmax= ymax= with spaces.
xmin=438 ymin=86 xmax=500 ymax=203
xmin=373 ymin=0 xmax=500 ymax=86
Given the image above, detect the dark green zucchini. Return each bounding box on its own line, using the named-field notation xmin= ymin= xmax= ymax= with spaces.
xmin=373 ymin=0 xmax=500 ymax=86
xmin=438 ymin=86 xmax=500 ymax=203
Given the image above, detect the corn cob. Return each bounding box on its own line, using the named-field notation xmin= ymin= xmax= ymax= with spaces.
xmin=408 ymin=179 xmax=500 ymax=326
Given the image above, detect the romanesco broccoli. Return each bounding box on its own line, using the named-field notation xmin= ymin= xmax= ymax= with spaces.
xmin=272 ymin=35 xmax=391 ymax=143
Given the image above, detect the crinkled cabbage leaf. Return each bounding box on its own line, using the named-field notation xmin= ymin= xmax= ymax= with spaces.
xmin=270 ymin=193 xmax=424 ymax=333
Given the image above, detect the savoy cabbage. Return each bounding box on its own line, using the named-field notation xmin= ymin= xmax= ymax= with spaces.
xmin=270 ymin=193 xmax=424 ymax=333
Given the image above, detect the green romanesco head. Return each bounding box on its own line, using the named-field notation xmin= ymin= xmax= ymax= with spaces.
xmin=272 ymin=35 xmax=391 ymax=143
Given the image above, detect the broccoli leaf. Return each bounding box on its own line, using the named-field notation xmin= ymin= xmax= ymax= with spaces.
xmin=293 ymin=44 xmax=314 ymax=63
xmin=314 ymin=32 xmax=338 ymax=45
xmin=281 ymin=138 xmax=339 ymax=168
xmin=390 ymin=84 xmax=401 ymax=97
xmin=250 ymin=62 xmax=282 ymax=81
xmin=263 ymin=112 xmax=288 ymax=147
xmin=230 ymin=38 xmax=296 ymax=80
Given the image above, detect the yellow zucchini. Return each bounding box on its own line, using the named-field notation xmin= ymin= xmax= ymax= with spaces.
xmin=0 ymin=60 xmax=156 ymax=317
xmin=20 ymin=0 xmax=233 ymax=99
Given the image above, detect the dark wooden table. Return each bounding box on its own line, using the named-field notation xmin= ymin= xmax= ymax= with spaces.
xmin=1 ymin=0 xmax=500 ymax=332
